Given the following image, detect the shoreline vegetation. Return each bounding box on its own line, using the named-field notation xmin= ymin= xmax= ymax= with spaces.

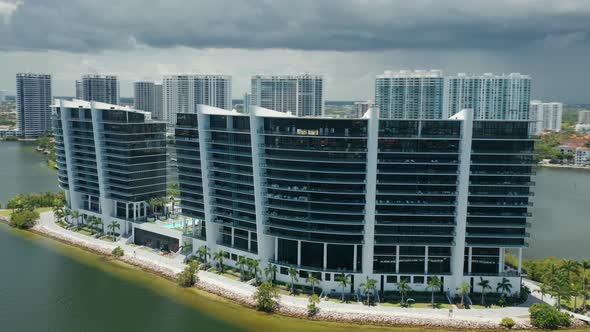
xmin=1 ymin=192 xmax=589 ymax=330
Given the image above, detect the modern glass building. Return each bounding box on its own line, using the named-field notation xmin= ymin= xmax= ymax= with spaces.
xmin=375 ymin=70 xmax=445 ymax=120
xmin=16 ymin=73 xmax=52 ymax=138
xmin=162 ymin=75 xmax=232 ymax=126
xmin=81 ymin=74 xmax=120 ymax=105
xmin=134 ymin=81 xmax=164 ymax=120
xmin=251 ymin=75 xmax=324 ymax=117
xmin=173 ymin=105 xmax=535 ymax=295
xmin=52 ymin=100 xmax=167 ymax=241
xmin=376 ymin=71 xmax=532 ymax=121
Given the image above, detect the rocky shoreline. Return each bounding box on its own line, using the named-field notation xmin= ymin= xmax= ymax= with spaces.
xmin=9 ymin=218 xmax=585 ymax=330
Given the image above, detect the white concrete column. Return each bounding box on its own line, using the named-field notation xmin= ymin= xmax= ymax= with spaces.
xmin=58 ymin=100 xmax=79 ymax=211
xmin=274 ymin=237 xmax=279 ymax=261
xmin=231 ymin=227 xmax=235 ymax=246
xmin=361 ymin=107 xmax=379 ymax=279
xmin=449 ymin=109 xmax=474 ymax=295
xmin=249 ymin=107 xmax=273 ymax=270
xmin=323 ymin=243 xmax=328 ymax=270
xmin=499 ymin=248 xmax=504 ymax=274
xmin=468 ymin=247 xmax=473 ymax=274
xmin=353 ymin=245 xmax=358 ymax=272
xmin=248 ymin=232 xmax=252 ymax=252
xmin=424 ymin=246 xmax=429 ymax=274
xmin=395 ymin=245 xmax=400 ymax=273
xmin=197 ymin=107 xmax=217 ymax=253
xmin=297 ymin=240 xmax=301 ymax=266
xmin=517 ymin=248 xmax=523 ymax=274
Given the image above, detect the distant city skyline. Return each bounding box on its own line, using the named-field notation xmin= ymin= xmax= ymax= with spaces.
xmin=0 ymin=1 xmax=589 ymax=103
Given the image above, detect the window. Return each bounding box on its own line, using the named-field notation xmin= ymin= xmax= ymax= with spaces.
xmin=386 ymin=275 xmax=397 ymax=284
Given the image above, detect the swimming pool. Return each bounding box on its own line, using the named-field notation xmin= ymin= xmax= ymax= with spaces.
xmin=162 ymin=221 xmax=187 ymax=229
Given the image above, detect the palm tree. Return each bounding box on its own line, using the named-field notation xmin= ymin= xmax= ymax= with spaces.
xmin=95 ymin=217 xmax=103 ymax=234
xmin=397 ymin=279 xmax=411 ymax=304
xmin=52 ymin=205 xmax=64 ymax=223
xmin=107 ymin=220 xmax=120 ymax=241
xmin=550 ymin=273 xmax=570 ymax=309
xmin=213 ymin=250 xmax=225 ymax=273
xmin=63 ymin=209 xmax=72 ymax=225
xmin=534 ymin=283 xmax=550 ymax=302
xmin=197 ymin=245 xmax=210 ymax=264
xmin=264 ymin=263 xmax=278 ymax=284
xmin=561 ymin=259 xmax=581 ymax=282
xmin=457 ymin=282 xmax=470 ymax=307
xmin=87 ymin=216 xmax=97 ymax=233
xmin=496 ymin=277 xmax=512 ymax=295
xmin=287 ymin=266 xmax=299 ymax=294
xmin=477 ymin=277 xmax=492 ymax=306
xmin=581 ymin=261 xmax=590 ymax=311
xmin=427 ymin=276 xmax=442 ymax=309
xmin=307 ymin=275 xmax=320 ymax=295
xmin=360 ymin=277 xmax=377 ymax=306
xmin=336 ymin=274 xmax=349 ymax=302
xmin=71 ymin=210 xmax=81 ymax=229
xmin=570 ymin=282 xmax=582 ymax=312
xmin=247 ymin=259 xmax=260 ymax=282
xmin=237 ymin=256 xmax=248 ymax=281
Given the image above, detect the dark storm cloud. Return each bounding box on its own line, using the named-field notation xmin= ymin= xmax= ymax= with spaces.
xmin=1 ymin=0 xmax=589 ymax=52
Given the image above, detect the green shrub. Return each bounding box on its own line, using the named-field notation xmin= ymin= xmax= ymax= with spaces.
xmin=9 ymin=209 xmax=40 ymax=229
xmin=529 ymin=303 xmax=571 ymax=329
xmin=177 ymin=266 xmax=197 ymax=287
xmin=254 ymin=281 xmax=279 ymax=312
xmin=500 ymin=317 xmax=516 ymax=329
xmin=307 ymin=294 xmax=320 ymax=315
xmin=111 ymin=246 xmax=124 ymax=257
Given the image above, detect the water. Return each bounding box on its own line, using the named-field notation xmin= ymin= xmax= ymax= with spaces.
xmin=0 ymin=141 xmax=58 ymax=205
xmin=526 ymin=167 xmax=590 ymax=260
xmin=0 ymin=224 xmax=433 ymax=332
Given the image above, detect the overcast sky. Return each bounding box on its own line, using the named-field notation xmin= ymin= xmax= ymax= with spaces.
xmin=1 ymin=0 xmax=589 ymax=102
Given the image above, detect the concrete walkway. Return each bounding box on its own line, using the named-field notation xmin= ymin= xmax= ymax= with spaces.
xmin=523 ymin=278 xmax=590 ymax=323
xmin=34 ymin=211 xmax=543 ymax=326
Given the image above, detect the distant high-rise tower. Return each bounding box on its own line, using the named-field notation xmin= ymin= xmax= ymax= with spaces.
xmin=75 ymin=80 xmax=82 ymax=99
xmin=375 ymin=70 xmax=445 ymax=119
xmin=0 ymin=90 xmax=7 ymax=103
xmin=243 ymin=92 xmax=252 ymax=114
xmin=81 ymin=74 xmax=119 ymax=105
xmin=16 ymin=73 xmax=52 ymax=138
xmin=529 ymin=100 xmax=562 ymax=134
xmin=446 ymin=73 xmax=531 ymax=120
xmin=352 ymin=100 xmax=373 ymax=118
xmin=251 ymin=74 xmax=324 ymax=117
xmin=134 ymin=81 xmax=163 ymax=120
xmin=162 ymin=75 xmax=231 ymax=125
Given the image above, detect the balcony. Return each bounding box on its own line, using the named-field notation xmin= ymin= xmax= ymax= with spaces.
xmin=260 ymin=129 xmax=367 ymax=139
xmin=265 ymin=174 xmax=365 ymax=185
xmin=264 ymin=228 xmax=364 ymax=245
xmin=266 ymin=183 xmax=365 ymax=195
xmin=265 ymin=193 xmax=365 ymax=205
xmin=265 ymin=222 xmax=364 ymax=235
xmin=266 ymin=211 xmax=364 ymax=225
xmin=264 ymin=144 xmax=367 ymax=153
xmin=262 ymin=164 xmax=366 ymax=174
xmin=263 ymin=153 xmax=366 ymax=164
xmin=266 ymin=202 xmax=365 ymax=215
xmin=209 ymin=176 xmax=254 ymax=186
xmin=467 ymin=212 xmax=532 ymax=218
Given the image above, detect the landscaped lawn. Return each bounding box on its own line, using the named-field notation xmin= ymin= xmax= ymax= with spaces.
xmin=77 ymin=229 xmax=93 ymax=236
xmin=379 ymin=301 xmax=451 ymax=309
xmin=99 ymin=235 xmax=116 ymax=242
xmin=0 ymin=207 xmax=53 ymax=217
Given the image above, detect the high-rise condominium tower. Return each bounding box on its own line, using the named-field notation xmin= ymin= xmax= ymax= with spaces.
xmin=81 ymin=75 xmax=119 ymax=105
xmin=167 ymin=105 xmax=535 ymax=296
xmin=251 ymin=74 xmax=324 ymax=117
xmin=375 ymin=70 xmax=445 ymax=119
xmin=16 ymin=73 xmax=52 ymax=138
xmin=529 ymin=100 xmax=562 ymax=134
xmin=446 ymin=73 xmax=531 ymax=120
xmin=375 ymin=71 xmax=532 ymax=121
xmin=162 ymin=75 xmax=231 ymax=125
xmin=134 ymin=81 xmax=163 ymax=120
xmin=52 ymin=100 xmax=167 ymax=237
xmin=75 ymin=80 xmax=82 ymax=99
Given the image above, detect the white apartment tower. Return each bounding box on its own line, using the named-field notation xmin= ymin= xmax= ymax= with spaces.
xmin=162 ymin=75 xmax=231 ymax=125
xmin=81 ymin=75 xmax=119 ymax=105
xmin=375 ymin=70 xmax=445 ymax=119
xmin=446 ymin=73 xmax=531 ymax=120
xmin=529 ymin=100 xmax=563 ymax=134
xmin=251 ymin=74 xmax=324 ymax=117
xmin=578 ymin=110 xmax=590 ymax=125
xmin=375 ymin=71 xmax=532 ymax=120
xmin=134 ymin=81 xmax=164 ymax=120
xmin=75 ymin=80 xmax=82 ymax=99
xmin=16 ymin=73 xmax=52 ymax=138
